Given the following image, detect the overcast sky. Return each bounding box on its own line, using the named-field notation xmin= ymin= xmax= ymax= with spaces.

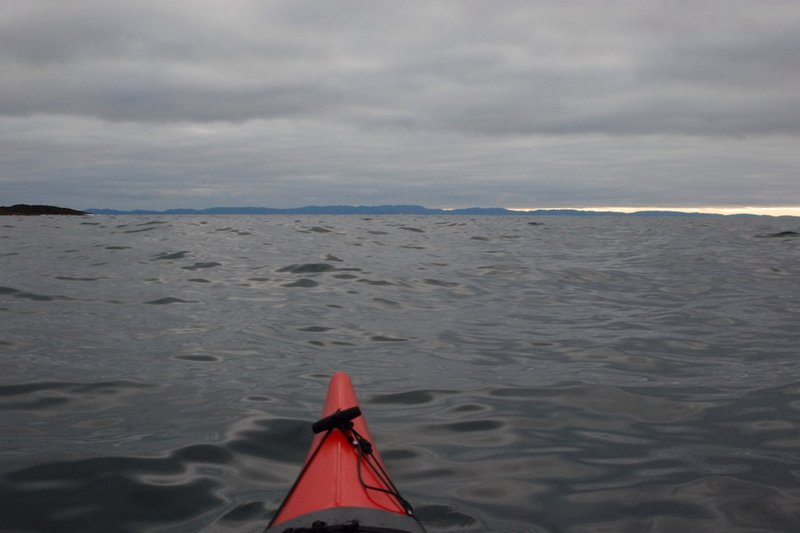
xmin=2 ymin=0 xmax=799 ymax=211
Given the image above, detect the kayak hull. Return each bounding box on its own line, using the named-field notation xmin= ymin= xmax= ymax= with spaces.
xmin=266 ymin=372 xmax=426 ymax=532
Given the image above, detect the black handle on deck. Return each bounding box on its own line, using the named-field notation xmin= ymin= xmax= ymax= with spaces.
xmin=312 ymin=406 xmax=362 ymax=434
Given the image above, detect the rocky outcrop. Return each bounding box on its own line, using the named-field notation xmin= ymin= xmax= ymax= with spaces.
xmin=0 ymin=204 xmax=88 ymax=216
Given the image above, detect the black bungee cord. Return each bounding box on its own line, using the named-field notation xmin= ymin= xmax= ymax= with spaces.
xmin=348 ymin=426 xmax=415 ymax=515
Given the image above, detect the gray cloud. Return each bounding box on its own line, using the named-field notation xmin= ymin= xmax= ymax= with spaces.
xmin=1 ymin=0 xmax=799 ymax=209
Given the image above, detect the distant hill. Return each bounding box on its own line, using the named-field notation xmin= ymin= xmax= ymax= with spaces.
xmin=0 ymin=204 xmax=88 ymax=216
xmin=86 ymin=205 xmax=516 ymax=216
xmin=85 ymin=204 xmax=738 ymax=217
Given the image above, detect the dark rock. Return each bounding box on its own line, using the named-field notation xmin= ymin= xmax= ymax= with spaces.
xmin=0 ymin=204 xmax=88 ymax=216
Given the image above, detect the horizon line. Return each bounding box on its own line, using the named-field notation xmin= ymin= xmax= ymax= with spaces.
xmin=83 ymin=204 xmax=800 ymax=217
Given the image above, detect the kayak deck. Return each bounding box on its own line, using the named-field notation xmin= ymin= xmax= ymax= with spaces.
xmin=266 ymin=372 xmax=426 ymax=532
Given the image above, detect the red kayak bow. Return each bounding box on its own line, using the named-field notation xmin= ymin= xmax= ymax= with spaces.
xmin=266 ymin=372 xmax=427 ymax=532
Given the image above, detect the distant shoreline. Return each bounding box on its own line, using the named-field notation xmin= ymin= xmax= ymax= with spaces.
xmin=2 ymin=204 xmax=790 ymax=218
xmin=83 ymin=204 xmax=777 ymax=217
xmin=0 ymin=204 xmax=88 ymax=216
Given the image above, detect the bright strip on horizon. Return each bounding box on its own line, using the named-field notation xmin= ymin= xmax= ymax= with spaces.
xmin=504 ymin=206 xmax=800 ymax=217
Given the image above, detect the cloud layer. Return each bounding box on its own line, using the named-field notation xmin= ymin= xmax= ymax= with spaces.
xmin=2 ymin=0 xmax=799 ymax=209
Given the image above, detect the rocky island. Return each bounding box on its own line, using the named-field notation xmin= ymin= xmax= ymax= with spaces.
xmin=0 ymin=204 xmax=88 ymax=216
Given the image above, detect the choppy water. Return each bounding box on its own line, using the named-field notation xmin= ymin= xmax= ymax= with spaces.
xmin=1 ymin=215 xmax=799 ymax=532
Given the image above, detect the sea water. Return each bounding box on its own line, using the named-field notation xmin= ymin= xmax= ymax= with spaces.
xmin=1 ymin=215 xmax=799 ymax=532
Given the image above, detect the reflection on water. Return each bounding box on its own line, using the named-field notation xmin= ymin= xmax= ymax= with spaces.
xmin=1 ymin=215 xmax=799 ymax=531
